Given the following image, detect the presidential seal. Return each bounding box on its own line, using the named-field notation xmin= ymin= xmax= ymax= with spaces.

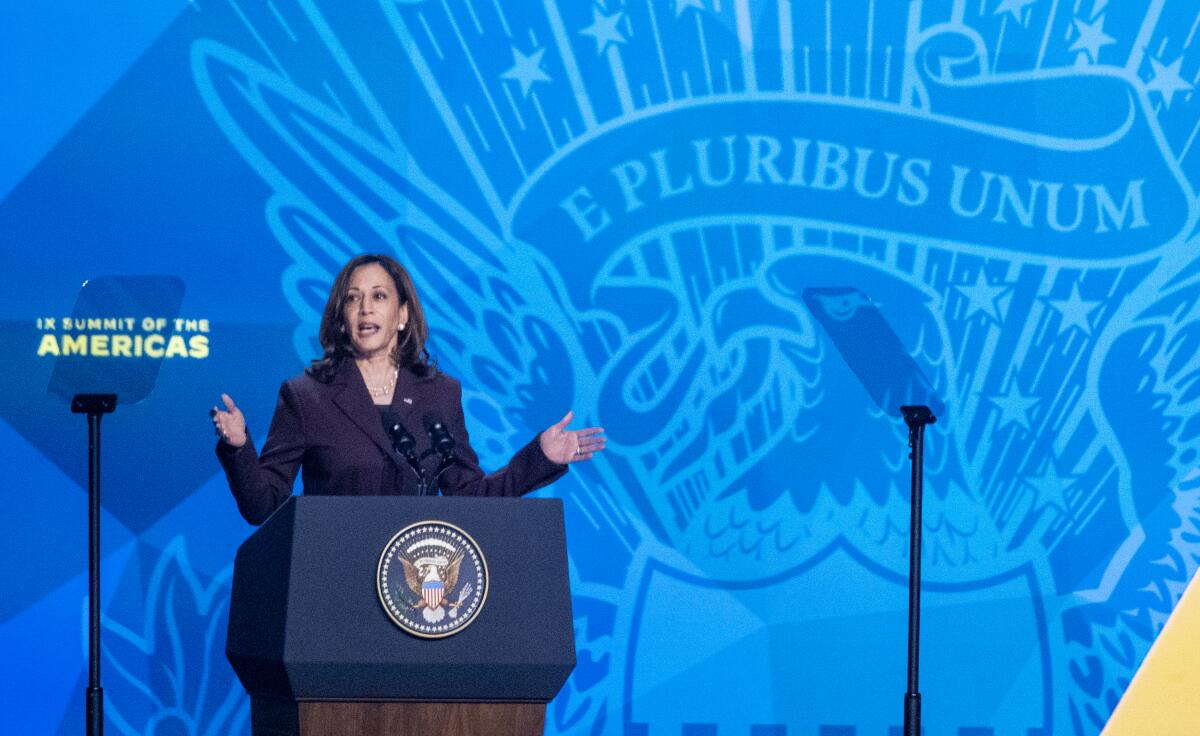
xmin=376 ymin=521 xmax=488 ymax=638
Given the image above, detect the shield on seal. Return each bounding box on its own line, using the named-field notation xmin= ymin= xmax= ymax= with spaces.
xmin=422 ymin=579 xmax=445 ymax=610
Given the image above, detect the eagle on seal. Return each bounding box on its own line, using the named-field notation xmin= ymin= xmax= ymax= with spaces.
xmin=401 ymin=548 xmax=464 ymax=623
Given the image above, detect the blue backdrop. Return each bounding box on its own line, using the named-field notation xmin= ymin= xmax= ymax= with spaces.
xmin=4 ymin=0 xmax=1200 ymax=734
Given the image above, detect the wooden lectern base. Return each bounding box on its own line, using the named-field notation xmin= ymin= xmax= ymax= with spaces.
xmin=250 ymin=697 xmax=546 ymax=736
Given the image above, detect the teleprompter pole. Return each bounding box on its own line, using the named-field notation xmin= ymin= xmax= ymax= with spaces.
xmin=72 ymin=393 xmax=117 ymax=736
xmin=900 ymin=404 xmax=936 ymax=736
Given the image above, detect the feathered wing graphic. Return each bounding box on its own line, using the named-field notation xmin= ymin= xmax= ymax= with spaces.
xmin=443 ymin=548 xmax=463 ymax=596
xmin=98 ymin=538 xmax=248 ymax=736
xmin=1057 ymin=246 xmax=1200 ymax=732
xmin=400 ymin=557 xmax=422 ymax=601
xmin=191 ymin=16 xmax=640 ymax=589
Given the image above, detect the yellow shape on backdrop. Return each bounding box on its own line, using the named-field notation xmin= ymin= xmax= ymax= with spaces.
xmin=1104 ymin=570 xmax=1200 ymax=734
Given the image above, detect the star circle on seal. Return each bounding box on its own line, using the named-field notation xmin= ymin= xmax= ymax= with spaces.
xmin=376 ymin=520 xmax=488 ymax=638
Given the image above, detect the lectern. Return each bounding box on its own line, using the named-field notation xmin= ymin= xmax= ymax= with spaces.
xmin=226 ymin=496 xmax=575 ymax=736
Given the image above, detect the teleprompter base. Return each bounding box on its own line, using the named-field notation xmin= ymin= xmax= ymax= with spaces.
xmin=250 ymin=696 xmax=546 ymax=736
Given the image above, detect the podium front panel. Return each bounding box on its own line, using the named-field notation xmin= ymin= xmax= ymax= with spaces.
xmin=227 ymin=496 xmax=575 ymax=702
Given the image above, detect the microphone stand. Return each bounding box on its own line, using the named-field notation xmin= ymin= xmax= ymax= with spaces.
xmin=404 ymin=458 xmax=429 ymax=497
xmin=72 ymin=393 xmax=117 ymax=736
xmin=412 ymin=448 xmax=455 ymax=495
xmin=428 ymin=454 xmax=456 ymax=491
xmin=423 ymin=418 xmax=456 ymax=495
xmin=900 ymin=404 xmax=936 ymax=736
xmin=389 ymin=423 xmax=428 ymax=496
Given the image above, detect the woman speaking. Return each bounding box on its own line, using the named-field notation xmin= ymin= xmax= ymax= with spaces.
xmin=211 ymin=254 xmax=605 ymax=524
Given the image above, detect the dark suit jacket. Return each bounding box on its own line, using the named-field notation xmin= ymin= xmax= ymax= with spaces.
xmin=217 ymin=360 xmax=567 ymax=524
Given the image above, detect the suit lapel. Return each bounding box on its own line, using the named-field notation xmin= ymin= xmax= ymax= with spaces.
xmin=389 ymin=370 xmax=423 ymax=439
xmin=330 ymin=361 xmax=404 ymax=468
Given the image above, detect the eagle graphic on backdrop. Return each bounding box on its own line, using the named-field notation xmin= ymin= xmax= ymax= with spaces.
xmin=192 ymin=0 xmax=1200 ymax=731
xmin=401 ymin=548 xmax=469 ymax=624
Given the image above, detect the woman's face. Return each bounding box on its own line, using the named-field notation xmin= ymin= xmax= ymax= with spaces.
xmin=343 ymin=263 xmax=409 ymax=361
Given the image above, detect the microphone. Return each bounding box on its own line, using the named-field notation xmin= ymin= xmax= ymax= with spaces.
xmin=424 ymin=414 xmax=456 ymax=460
xmin=387 ymin=417 xmax=418 ymax=461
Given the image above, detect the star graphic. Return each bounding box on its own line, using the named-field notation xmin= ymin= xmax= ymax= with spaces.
xmin=1145 ymin=55 xmax=1193 ymax=109
xmin=956 ymin=271 xmax=1009 ymax=323
xmin=675 ymin=0 xmax=705 ymax=17
xmin=501 ymin=46 xmax=553 ymax=98
xmin=1068 ymin=15 xmax=1116 ymax=64
xmin=994 ymin=0 xmax=1039 ymax=24
xmin=987 ymin=381 xmax=1039 ymax=432
xmin=1021 ymin=459 xmax=1075 ymax=513
xmin=1047 ymin=283 xmax=1101 ymax=336
xmin=580 ymin=6 xmax=627 ymax=54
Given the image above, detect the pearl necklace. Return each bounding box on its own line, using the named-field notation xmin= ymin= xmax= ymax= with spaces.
xmin=367 ymin=368 xmax=399 ymax=398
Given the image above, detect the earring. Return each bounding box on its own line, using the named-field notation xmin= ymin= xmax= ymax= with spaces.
xmin=399 ymin=322 xmax=407 ymax=330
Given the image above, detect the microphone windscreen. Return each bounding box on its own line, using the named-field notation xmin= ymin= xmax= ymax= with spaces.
xmin=388 ymin=416 xmax=416 ymax=454
xmin=423 ymin=413 xmax=456 ymax=457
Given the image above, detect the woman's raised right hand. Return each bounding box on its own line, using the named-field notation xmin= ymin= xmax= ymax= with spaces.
xmin=211 ymin=393 xmax=248 ymax=447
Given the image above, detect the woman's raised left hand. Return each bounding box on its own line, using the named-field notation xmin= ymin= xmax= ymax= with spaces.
xmin=539 ymin=410 xmax=606 ymax=464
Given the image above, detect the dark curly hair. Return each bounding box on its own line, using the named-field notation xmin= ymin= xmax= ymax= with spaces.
xmin=307 ymin=254 xmax=434 ymax=381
